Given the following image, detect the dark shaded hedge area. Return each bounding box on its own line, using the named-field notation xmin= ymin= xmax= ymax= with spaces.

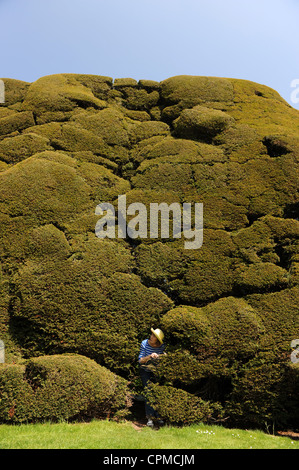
xmin=0 ymin=74 xmax=298 ymax=429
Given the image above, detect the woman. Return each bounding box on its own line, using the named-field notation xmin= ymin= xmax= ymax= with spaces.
xmin=138 ymin=328 xmax=166 ymax=427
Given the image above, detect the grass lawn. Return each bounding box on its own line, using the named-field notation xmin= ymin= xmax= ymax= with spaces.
xmin=0 ymin=420 xmax=298 ymax=449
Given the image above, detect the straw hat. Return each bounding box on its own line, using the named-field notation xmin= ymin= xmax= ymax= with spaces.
xmin=151 ymin=328 xmax=164 ymax=344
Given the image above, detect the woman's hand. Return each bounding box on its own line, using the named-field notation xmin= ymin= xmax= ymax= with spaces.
xmin=139 ymin=352 xmax=160 ymax=364
xmin=150 ymin=352 xmax=159 ymax=359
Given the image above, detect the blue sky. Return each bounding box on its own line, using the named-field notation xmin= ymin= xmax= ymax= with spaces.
xmin=0 ymin=0 xmax=299 ymax=107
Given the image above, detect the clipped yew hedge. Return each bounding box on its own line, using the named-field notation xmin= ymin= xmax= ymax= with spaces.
xmin=145 ymin=383 xmax=224 ymax=426
xmin=0 ymin=73 xmax=298 ymax=430
xmin=226 ymin=358 xmax=299 ymax=430
xmin=0 ymin=364 xmax=34 ymax=423
xmin=0 ymin=354 xmax=130 ymax=424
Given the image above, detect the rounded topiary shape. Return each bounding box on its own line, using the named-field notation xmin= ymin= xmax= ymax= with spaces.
xmin=71 ymin=108 xmax=130 ymax=147
xmin=135 ymin=241 xmax=186 ymax=286
xmin=0 ymin=111 xmax=35 ymax=137
xmin=134 ymin=230 xmax=238 ymax=305
xmin=168 ymin=230 xmax=237 ymax=304
xmin=24 ymin=224 xmax=71 ymax=260
xmin=160 ymin=305 xmax=212 ymax=352
xmin=0 ymin=78 xmax=30 ymax=106
xmin=236 ymin=262 xmax=289 ymax=293
xmin=0 ymin=354 xmax=131 ymax=424
xmin=51 ymin=122 xmax=112 ymax=154
xmin=131 ymin=160 xmax=193 ymax=193
xmin=24 ymin=354 xmax=130 ymax=422
xmin=153 ymin=349 xmax=209 ymax=385
xmin=202 ymin=297 xmax=265 ymax=360
xmin=145 ymin=383 xmax=223 ymax=426
xmin=121 ymin=87 xmax=159 ymax=111
xmin=21 ymin=74 xmax=106 ymax=116
xmin=131 ymin=135 xmax=226 ymax=165
xmin=0 ymin=133 xmax=51 ymax=163
xmin=128 ymin=120 xmax=170 ymax=145
xmin=173 ymin=105 xmax=235 ymax=142
xmin=159 ymin=297 xmax=264 ymax=374
xmin=160 ymin=76 xmax=234 ymax=108
xmin=64 ymin=73 xmax=113 ymax=100
xmin=0 ymin=155 xmax=91 ymax=224
xmin=214 ymin=123 xmax=266 ymax=162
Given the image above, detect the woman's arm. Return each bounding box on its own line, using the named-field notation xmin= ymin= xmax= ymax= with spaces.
xmin=139 ymin=353 xmax=159 ymax=364
xmin=138 ymin=341 xmax=159 ymax=364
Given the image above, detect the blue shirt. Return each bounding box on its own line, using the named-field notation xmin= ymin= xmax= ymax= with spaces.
xmin=138 ymin=339 xmax=165 ymax=369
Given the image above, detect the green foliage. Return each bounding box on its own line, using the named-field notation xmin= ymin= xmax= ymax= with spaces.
xmin=114 ymin=78 xmax=138 ymax=88
xmin=0 ymin=133 xmax=51 ymax=163
xmin=228 ymin=78 xmax=299 ymax=138
xmin=0 ymin=111 xmax=35 ymax=137
xmin=52 ymin=122 xmax=114 ymax=155
xmin=71 ymin=108 xmax=130 ymax=147
xmin=160 ymin=296 xmax=264 ymax=365
xmin=203 ymin=297 xmax=265 ymax=360
xmin=0 ymin=364 xmax=34 ymax=423
xmin=160 ymin=75 xmax=234 ymax=109
xmin=145 ymin=383 xmax=224 ymax=425
xmin=130 ymin=135 xmax=226 ymax=165
xmin=10 ymin=262 xmax=172 ymax=373
xmin=161 ymin=306 xmax=212 ymax=351
xmin=0 ymin=354 xmax=130 ymax=424
xmin=213 ymin=124 xmax=266 ymax=162
xmin=64 ymin=73 xmax=113 ymax=100
xmin=0 ymin=78 xmax=30 ymax=106
xmin=0 ymin=156 xmax=91 ymax=223
xmin=173 ymin=105 xmax=235 ymax=142
xmin=246 ymin=286 xmax=299 ymax=352
xmin=236 ymin=262 xmax=289 ymax=292
xmin=134 ymin=231 xmax=238 ymax=304
xmin=226 ymin=357 xmax=299 ymax=430
xmin=0 ymin=73 xmax=298 ymax=429
xmin=21 ymin=74 xmax=106 ymax=117
xmin=153 ymin=350 xmax=208 ymax=385
xmin=120 ymin=87 xmax=160 ymax=111
xmin=128 ymin=120 xmax=170 ymax=144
